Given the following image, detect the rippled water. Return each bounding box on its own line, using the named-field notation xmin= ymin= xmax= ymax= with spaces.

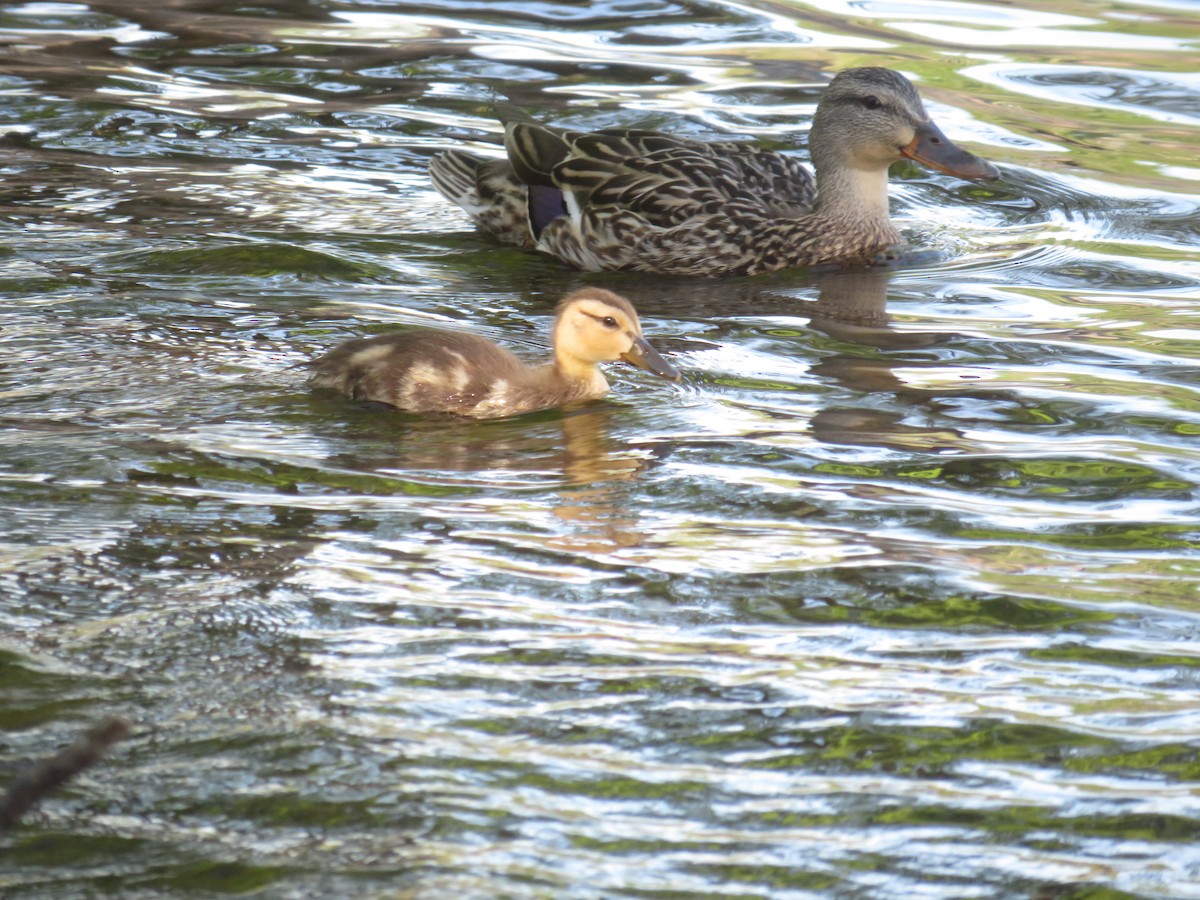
xmin=2 ymin=0 xmax=1199 ymax=897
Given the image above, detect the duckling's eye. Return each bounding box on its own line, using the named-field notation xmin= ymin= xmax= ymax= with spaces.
xmin=860 ymin=95 xmax=882 ymax=110
xmin=601 ymin=316 xmax=618 ymax=329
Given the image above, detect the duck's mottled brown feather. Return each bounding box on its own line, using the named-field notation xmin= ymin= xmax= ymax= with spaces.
xmin=429 ymin=152 xmax=537 ymax=250
xmin=429 ymin=67 xmax=998 ymax=278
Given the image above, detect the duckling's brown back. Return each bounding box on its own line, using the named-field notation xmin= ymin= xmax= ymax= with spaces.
xmin=308 ymin=328 xmax=528 ymax=415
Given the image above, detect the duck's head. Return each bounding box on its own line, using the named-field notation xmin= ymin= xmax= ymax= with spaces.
xmin=552 ymin=288 xmax=680 ymax=381
xmin=811 ymin=66 xmax=998 ymax=182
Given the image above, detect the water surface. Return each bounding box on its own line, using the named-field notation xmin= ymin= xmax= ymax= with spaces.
xmin=2 ymin=0 xmax=1200 ymax=897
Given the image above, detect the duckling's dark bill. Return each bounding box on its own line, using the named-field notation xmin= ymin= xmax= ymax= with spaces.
xmin=901 ymin=121 xmax=999 ymax=182
xmin=622 ymin=336 xmax=681 ymax=381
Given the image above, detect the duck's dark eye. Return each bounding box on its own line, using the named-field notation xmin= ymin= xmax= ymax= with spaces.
xmin=601 ymin=316 xmax=618 ymax=329
xmin=860 ymin=95 xmax=882 ymax=110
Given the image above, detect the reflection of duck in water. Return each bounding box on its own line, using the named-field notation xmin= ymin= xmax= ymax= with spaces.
xmin=307 ymin=288 xmax=679 ymax=418
xmin=802 ymin=268 xmax=967 ymax=453
xmin=430 ymin=67 xmax=998 ymax=277
xmin=807 ymin=267 xmax=949 ymax=351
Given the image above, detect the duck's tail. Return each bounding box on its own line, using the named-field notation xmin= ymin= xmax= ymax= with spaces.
xmin=429 ymin=150 xmax=484 ymax=212
xmin=429 ymin=151 xmax=538 ymax=250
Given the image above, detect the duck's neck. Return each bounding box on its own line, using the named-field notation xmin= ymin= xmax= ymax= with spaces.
xmin=752 ymin=161 xmax=900 ymax=272
xmin=512 ymin=360 xmax=608 ymax=410
xmin=813 ymin=162 xmax=893 ymax=226
xmin=548 ymin=358 xmax=609 ymax=398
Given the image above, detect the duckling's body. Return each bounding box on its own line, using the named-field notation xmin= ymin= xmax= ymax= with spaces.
xmin=429 ymin=67 xmax=998 ymax=278
xmin=307 ymin=288 xmax=678 ymax=418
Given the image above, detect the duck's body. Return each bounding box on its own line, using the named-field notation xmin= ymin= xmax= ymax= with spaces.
xmin=307 ymin=288 xmax=679 ymax=419
xmin=429 ymin=67 xmax=998 ymax=278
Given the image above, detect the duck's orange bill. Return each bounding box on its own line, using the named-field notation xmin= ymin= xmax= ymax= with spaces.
xmin=901 ymin=121 xmax=999 ymax=182
xmin=622 ymin=336 xmax=681 ymax=381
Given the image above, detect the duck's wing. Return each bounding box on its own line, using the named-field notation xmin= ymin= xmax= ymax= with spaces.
xmin=430 ymin=122 xmax=819 ymax=274
xmin=506 ymin=123 xmax=817 ymax=229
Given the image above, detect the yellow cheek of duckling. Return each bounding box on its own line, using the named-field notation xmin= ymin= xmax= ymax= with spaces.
xmin=573 ymin=320 xmax=617 ymax=360
xmin=605 ymin=331 xmax=637 ymax=362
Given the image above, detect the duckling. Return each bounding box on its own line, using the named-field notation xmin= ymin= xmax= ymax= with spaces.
xmin=429 ymin=66 xmax=999 ymax=277
xmin=307 ymin=288 xmax=680 ymax=418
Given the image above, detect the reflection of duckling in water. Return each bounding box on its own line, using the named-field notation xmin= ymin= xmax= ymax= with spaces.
xmin=307 ymin=287 xmax=680 ymax=418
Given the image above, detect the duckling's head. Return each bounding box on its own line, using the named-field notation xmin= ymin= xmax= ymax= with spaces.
xmin=811 ymin=66 xmax=998 ymax=182
xmin=552 ymin=288 xmax=680 ymax=381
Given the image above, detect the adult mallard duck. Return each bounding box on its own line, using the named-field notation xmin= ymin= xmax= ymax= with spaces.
xmin=429 ymin=67 xmax=999 ymax=278
xmin=307 ymin=288 xmax=679 ymax=419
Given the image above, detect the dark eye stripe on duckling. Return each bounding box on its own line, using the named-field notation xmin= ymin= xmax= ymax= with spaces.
xmin=582 ymin=312 xmax=621 ymax=330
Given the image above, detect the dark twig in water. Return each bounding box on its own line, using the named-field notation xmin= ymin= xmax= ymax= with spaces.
xmin=0 ymin=718 xmax=131 ymax=835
